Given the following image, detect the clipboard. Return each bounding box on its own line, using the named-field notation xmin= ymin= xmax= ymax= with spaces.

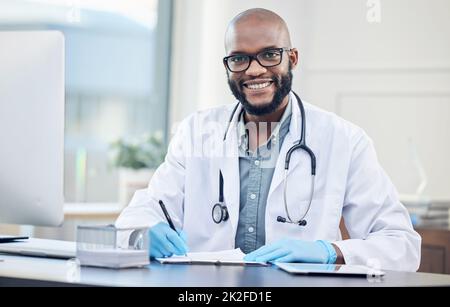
xmin=157 ymin=258 xmax=268 ymax=266
xmin=156 ymin=248 xmax=268 ymax=266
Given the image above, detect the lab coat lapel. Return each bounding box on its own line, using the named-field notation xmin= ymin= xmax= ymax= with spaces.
xmin=218 ymin=104 xmax=242 ymax=235
xmin=268 ymin=92 xmax=302 ymax=198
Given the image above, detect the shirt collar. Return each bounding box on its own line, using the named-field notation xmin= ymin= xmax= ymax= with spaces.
xmin=237 ymin=96 xmax=292 ymax=154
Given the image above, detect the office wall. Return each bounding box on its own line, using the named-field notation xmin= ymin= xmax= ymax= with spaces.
xmin=169 ymin=0 xmax=450 ymax=200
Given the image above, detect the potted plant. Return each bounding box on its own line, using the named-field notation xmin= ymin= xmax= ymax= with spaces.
xmin=110 ymin=131 xmax=166 ymax=207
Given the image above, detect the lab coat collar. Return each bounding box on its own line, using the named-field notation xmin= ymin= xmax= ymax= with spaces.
xmin=286 ymin=91 xmax=302 ymax=144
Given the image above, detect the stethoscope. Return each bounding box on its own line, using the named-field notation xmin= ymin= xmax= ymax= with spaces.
xmin=212 ymin=92 xmax=316 ymax=227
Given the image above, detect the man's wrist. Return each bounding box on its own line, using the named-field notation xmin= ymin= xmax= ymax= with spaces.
xmin=316 ymin=240 xmax=337 ymax=264
xmin=331 ymin=243 xmax=346 ymax=264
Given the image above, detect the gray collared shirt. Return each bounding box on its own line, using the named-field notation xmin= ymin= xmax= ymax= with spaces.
xmin=235 ymin=100 xmax=292 ymax=253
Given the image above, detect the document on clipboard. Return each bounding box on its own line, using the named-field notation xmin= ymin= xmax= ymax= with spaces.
xmin=156 ymin=248 xmax=267 ymax=266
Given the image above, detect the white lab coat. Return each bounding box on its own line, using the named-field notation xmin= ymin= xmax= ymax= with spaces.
xmin=116 ymin=92 xmax=421 ymax=271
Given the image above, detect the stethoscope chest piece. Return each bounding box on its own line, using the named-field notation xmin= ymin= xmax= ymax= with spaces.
xmin=212 ymin=202 xmax=229 ymax=224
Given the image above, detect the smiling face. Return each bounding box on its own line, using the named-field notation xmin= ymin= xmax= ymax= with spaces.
xmin=224 ymin=9 xmax=298 ymax=116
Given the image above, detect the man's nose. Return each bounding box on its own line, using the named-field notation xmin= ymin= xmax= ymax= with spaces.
xmin=245 ymin=58 xmax=267 ymax=76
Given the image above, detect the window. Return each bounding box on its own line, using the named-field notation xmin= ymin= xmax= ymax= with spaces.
xmin=0 ymin=0 xmax=172 ymax=203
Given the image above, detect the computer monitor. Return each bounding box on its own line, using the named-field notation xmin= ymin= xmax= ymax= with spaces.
xmin=0 ymin=31 xmax=65 ymax=226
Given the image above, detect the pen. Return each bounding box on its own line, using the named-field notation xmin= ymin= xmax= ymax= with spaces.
xmin=158 ymin=200 xmax=187 ymax=256
xmin=159 ymin=200 xmax=177 ymax=232
xmin=0 ymin=236 xmax=29 ymax=243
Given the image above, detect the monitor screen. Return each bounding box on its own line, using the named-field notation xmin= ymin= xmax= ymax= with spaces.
xmin=0 ymin=31 xmax=65 ymax=226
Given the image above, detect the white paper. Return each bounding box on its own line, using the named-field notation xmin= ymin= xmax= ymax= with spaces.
xmin=156 ymin=248 xmax=265 ymax=265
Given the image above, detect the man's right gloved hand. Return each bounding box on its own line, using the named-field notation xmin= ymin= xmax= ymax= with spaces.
xmin=149 ymin=222 xmax=188 ymax=258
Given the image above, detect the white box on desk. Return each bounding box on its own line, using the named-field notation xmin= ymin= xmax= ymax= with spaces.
xmin=76 ymin=225 xmax=149 ymax=268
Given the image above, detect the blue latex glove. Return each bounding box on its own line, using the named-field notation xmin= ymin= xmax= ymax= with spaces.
xmin=243 ymin=239 xmax=337 ymax=264
xmin=149 ymin=222 xmax=188 ymax=258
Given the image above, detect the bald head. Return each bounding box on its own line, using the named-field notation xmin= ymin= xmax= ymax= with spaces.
xmin=225 ymin=8 xmax=292 ymax=53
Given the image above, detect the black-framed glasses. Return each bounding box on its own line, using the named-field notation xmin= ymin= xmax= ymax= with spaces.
xmin=223 ymin=47 xmax=292 ymax=73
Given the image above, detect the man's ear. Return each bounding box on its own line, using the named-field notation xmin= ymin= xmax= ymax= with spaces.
xmin=289 ymin=48 xmax=299 ymax=69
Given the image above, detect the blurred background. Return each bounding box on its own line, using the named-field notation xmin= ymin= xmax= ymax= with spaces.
xmin=0 ymin=0 xmax=449 ymax=272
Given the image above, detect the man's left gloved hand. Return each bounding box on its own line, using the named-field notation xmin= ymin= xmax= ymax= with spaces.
xmin=243 ymin=239 xmax=337 ymax=264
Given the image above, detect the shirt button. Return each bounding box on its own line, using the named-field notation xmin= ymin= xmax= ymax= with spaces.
xmin=254 ymin=160 xmax=260 ymax=166
xmin=250 ymin=193 xmax=256 ymax=200
xmin=248 ymin=227 xmax=254 ymax=233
